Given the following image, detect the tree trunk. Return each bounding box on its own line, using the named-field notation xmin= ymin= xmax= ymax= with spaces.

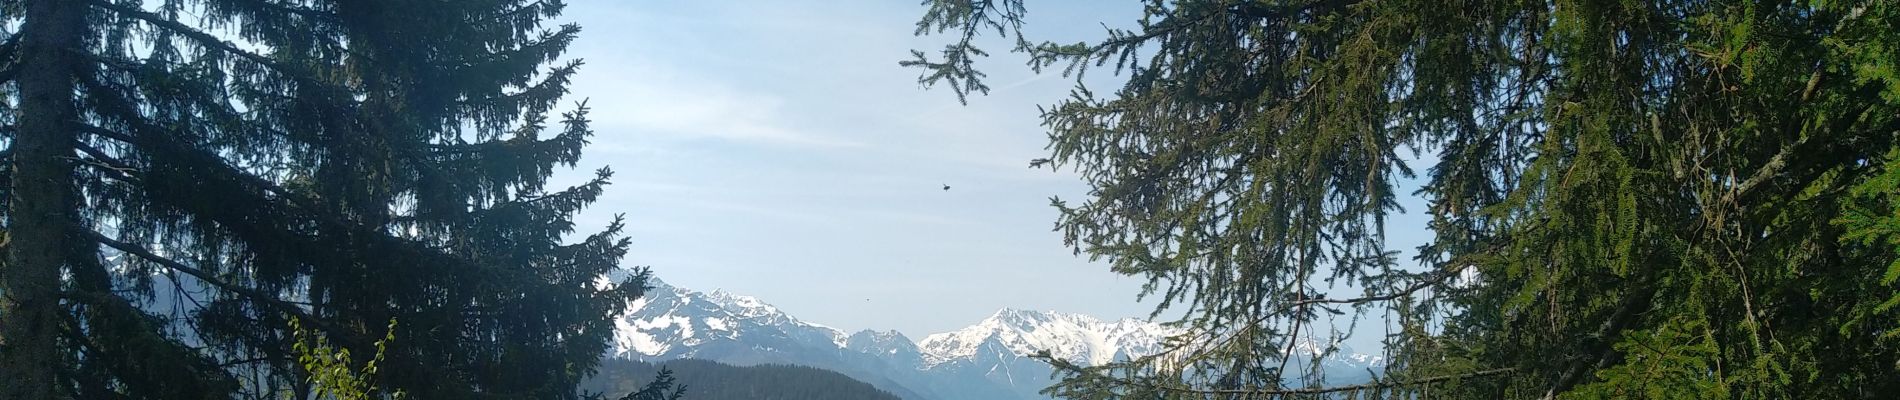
xmin=0 ymin=0 xmax=84 ymax=398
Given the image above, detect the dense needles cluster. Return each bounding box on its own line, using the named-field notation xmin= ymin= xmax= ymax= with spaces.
xmin=0 ymin=0 xmax=659 ymax=398
xmin=912 ymin=0 xmax=1900 ymax=398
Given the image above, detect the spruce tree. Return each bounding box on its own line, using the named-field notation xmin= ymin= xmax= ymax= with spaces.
xmin=910 ymin=0 xmax=1899 ymax=397
xmin=1 ymin=0 xmax=89 ymax=398
xmin=1 ymin=0 xmax=657 ymax=398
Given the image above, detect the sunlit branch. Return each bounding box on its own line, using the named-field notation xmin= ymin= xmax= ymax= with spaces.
xmin=1043 ymin=352 xmax=1514 ymax=396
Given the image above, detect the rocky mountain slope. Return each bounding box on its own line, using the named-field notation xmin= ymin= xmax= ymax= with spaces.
xmin=608 ymin=279 xmax=1384 ymax=399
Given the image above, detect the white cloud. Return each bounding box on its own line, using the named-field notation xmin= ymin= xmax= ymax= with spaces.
xmin=575 ymin=62 xmax=865 ymax=149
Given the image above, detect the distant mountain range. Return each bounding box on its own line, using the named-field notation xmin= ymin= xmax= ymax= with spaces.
xmin=607 ymin=279 xmax=1387 ymax=400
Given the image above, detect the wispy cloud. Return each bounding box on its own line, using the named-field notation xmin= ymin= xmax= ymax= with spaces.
xmin=575 ymin=62 xmax=865 ymax=149
xmin=686 ymin=199 xmax=841 ymax=226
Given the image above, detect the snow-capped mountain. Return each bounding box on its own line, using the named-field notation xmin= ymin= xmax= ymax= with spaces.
xmin=610 ymin=281 xmax=848 ymax=360
xmin=611 ymin=279 xmax=940 ymax=399
xmin=919 ymin=308 xmax=1176 ymax=367
xmin=610 ymin=279 xmax=1384 ymax=400
xmin=848 ymin=329 xmax=922 ymax=363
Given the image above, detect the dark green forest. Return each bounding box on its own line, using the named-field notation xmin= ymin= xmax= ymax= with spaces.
xmin=583 ymin=359 xmax=901 ymax=400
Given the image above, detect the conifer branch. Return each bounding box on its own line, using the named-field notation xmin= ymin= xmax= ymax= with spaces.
xmin=231 ymin=0 xmax=339 ymax=23
xmin=89 ymin=1 xmax=273 ymax=65
xmin=87 ymin=0 xmax=298 ymax=77
xmin=84 ymin=229 xmax=322 ymax=325
xmin=215 ymin=356 xmax=284 ymax=368
xmin=1542 ymin=281 xmax=1656 ymax=398
xmin=0 ymin=34 xmax=18 ymax=84
xmin=72 ymin=113 xmax=304 ymax=205
xmin=89 ymin=228 xmax=490 ymax=398
xmin=1289 ymin=265 xmax=1467 ymax=308
xmin=1046 ymin=354 xmax=1513 ymax=395
xmin=72 ymin=140 xmax=136 ymax=178
xmin=1227 ymin=0 xmax=1366 ymax=21
xmin=482 ymin=0 xmax=557 ymax=24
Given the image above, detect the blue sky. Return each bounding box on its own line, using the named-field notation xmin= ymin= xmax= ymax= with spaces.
xmin=549 ymin=0 xmax=1436 ymax=347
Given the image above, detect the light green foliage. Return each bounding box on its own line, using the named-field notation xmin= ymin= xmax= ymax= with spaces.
xmin=1568 ymin=318 xmax=1728 ymax=399
xmin=1838 ymin=147 xmax=1900 ymax=340
xmin=288 ymin=318 xmax=405 ymax=400
xmin=911 ymin=0 xmax=1900 ymax=398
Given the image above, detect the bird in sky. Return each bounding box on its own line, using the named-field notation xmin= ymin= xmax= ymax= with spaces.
xmin=942 ymin=184 xmax=951 ymax=191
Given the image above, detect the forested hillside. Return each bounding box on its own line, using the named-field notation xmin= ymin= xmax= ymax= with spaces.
xmin=585 ymin=359 xmax=901 ymax=400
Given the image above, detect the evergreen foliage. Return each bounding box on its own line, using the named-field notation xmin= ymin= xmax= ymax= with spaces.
xmin=0 ymin=0 xmax=654 ymax=398
xmin=910 ymin=0 xmax=1900 ymax=397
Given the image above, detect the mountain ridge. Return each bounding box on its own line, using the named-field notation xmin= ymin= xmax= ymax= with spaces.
xmin=609 ymin=278 xmax=1384 ymax=399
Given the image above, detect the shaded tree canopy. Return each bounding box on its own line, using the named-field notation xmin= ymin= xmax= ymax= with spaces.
xmin=1 ymin=0 xmax=653 ymax=398
xmin=910 ymin=0 xmax=1899 ymax=398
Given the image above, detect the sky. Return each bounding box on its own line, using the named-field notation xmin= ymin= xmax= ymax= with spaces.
xmin=546 ymin=0 xmax=1437 ymax=348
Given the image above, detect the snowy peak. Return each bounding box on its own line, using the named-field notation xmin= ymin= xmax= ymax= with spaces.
xmin=848 ymin=329 xmax=916 ymax=352
xmin=847 ymin=329 xmax=922 ymax=363
xmin=611 ymin=280 xmax=845 ymax=359
xmin=917 ymin=308 xmax=1179 ymax=368
xmin=706 ymin=289 xmax=775 ymax=316
xmin=1283 ymin=338 xmax=1388 ymax=369
xmin=987 ymin=307 xmax=1059 ymax=327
